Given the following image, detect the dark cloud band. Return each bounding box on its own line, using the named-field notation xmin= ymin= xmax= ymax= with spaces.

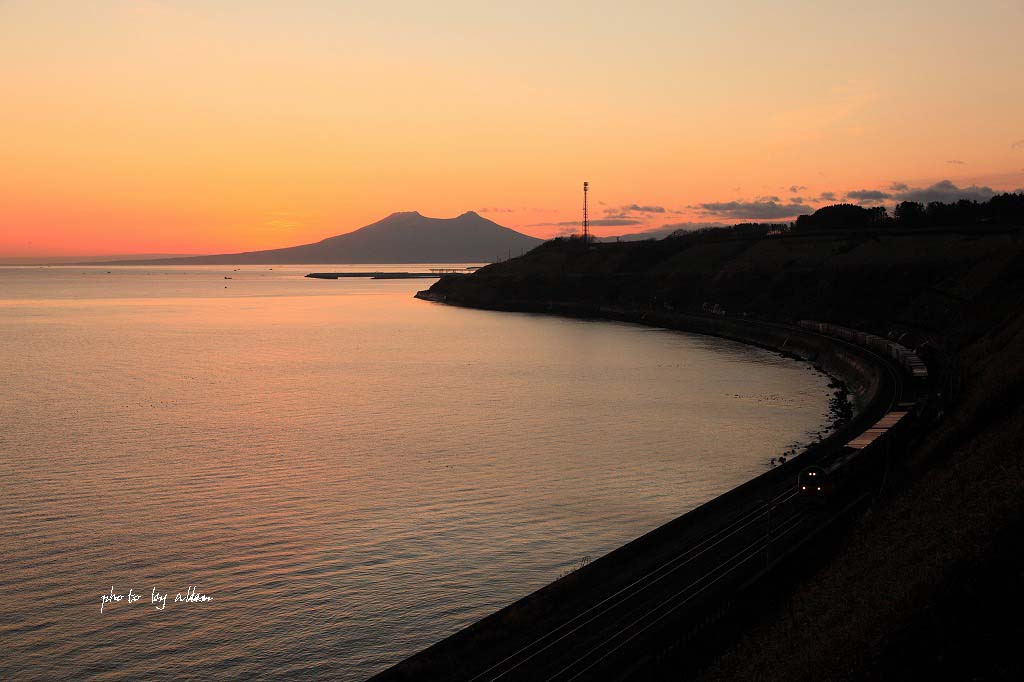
xmin=697 ymin=200 xmax=812 ymax=220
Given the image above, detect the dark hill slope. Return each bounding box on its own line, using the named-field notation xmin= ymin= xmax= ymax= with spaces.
xmin=427 ymin=228 xmax=1021 ymax=333
xmin=424 ymin=226 xmax=1024 ymax=680
xmin=107 ymin=211 xmax=543 ymax=265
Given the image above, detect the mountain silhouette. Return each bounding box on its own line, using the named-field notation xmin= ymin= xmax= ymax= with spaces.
xmin=107 ymin=211 xmax=543 ymax=264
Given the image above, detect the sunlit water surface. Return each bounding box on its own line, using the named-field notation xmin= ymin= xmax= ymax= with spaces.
xmin=0 ymin=265 xmax=835 ymax=680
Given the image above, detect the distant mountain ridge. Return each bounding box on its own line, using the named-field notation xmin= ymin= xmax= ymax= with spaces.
xmin=104 ymin=211 xmax=544 ymax=264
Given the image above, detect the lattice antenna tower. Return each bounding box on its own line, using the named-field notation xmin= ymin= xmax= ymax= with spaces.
xmin=582 ymin=181 xmax=590 ymax=244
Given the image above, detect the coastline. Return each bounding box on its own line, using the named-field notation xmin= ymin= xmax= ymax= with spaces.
xmin=416 ymin=290 xmax=882 ymax=420
xmin=374 ymin=294 xmax=905 ymax=680
xmin=402 ymin=227 xmax=1024 ymax=681
xmin=423 ymin=288 xmax=855 ymax=466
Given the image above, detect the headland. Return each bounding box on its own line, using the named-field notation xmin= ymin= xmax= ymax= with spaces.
xmin=391 ymin=221 xmax=1024 ymax=680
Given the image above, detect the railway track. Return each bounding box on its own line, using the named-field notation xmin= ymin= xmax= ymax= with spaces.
xmin=471 ymin=489 xmax=801 ymax=681
xmin=373 ymin=317 xmax=921 ymax=682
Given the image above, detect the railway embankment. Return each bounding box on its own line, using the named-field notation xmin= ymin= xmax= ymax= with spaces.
xmin=384 ymin=293 xmax=901 ymax=680
xmin=409 ymin=228 xmax=1024 ymax=680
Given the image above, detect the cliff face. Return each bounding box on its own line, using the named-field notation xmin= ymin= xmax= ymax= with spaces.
xmin=424 ymin=227 xmax=1024 ymax=681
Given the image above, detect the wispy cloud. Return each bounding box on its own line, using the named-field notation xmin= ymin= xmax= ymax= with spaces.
xmin=530 ymin=218 xmax=644 ymax=228
xmin=846 ymin=189 xmax=892 ymax=202
xmin=1011 ymin=140 xmax=1024 ymax=150
xmin=696 ymin=199 xmax=811 ymax=220
xmin=947 ymin=159 xmax=965 ymax=165
xmin=789 ymin=185 xmax=807 ymax=193
xmin=892 ymin=179 xmax=997 ymax=203
xmin=601 ymin=204 xmax=668 ymax=218
xmin=590 ymin=218 xmax=645 ymax=226
xmin=617 ymin=204 xmax=666 ymax=213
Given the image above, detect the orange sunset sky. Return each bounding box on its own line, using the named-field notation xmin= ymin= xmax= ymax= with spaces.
xmin=2 ymin=1 xmax=1023 ymax=258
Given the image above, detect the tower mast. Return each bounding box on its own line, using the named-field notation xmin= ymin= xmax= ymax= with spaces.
xmin=582 ymin=181 xmax=590 ymax=244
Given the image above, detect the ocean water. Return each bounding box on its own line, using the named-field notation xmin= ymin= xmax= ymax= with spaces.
xmin=0 ymin=265 xmax=834 ymax=680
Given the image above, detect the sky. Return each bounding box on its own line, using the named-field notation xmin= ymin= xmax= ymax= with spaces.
xmin=2 ymin=0 xmax=1024 ymax=257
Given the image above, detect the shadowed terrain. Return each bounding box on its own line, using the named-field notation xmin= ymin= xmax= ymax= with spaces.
xmin=423 ymin=221 xmax=1024 ymax=680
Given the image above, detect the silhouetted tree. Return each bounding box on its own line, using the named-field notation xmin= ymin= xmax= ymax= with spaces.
xmin=794 ymin=204 xmax=889 ymax=232
xmin=990 ymin=192 xmax=1024 ymax=225
xmin=894 ymin=201 xmax=927 ymax=227
xmin=628 ymin=193 xmax=1021 ymax=247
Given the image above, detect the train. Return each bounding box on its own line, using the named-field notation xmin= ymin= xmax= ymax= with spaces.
xmin=794 ymin=320 xmax=928 ymax=501
xmin=796 ymin=320 xmax=928 ymax=380
xmin=797 ymin=466 xmax=828 ymax=497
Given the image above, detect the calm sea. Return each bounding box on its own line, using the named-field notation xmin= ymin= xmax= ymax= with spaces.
xmin=0 ymin=265 xmax=834 ymax=680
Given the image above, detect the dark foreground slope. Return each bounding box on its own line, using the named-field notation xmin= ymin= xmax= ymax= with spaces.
xmin=424 ymin=227 xmax=1024 ymax=681
xmin=104 ymin=211 xmax=542 ymax=265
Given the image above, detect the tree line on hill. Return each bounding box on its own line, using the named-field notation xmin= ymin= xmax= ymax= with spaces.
xmin=544 ymin=193 xmax=1024 ymax=255
xmin=640 ymin=192 xmax=1024 ymax=245
xmin=792 ymin=192 xmax=1024 ymax=231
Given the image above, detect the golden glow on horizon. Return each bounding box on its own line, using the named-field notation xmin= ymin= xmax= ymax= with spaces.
xmin=2 ymin=0 xmax=1023 ymax=257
